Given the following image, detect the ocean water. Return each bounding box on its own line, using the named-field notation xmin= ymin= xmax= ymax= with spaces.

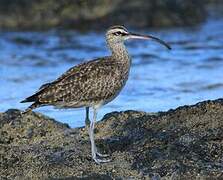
xmin=1 ymin=18 xmax=223 ymax=127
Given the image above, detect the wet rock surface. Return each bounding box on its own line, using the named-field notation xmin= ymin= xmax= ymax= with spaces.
xmin=1 ymin=99 xmax=223 ymax=179
xmin=0 ymin=0 xmax=209 ymax=30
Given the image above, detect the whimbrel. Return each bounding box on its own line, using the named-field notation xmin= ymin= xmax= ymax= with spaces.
xmin=21 ymin=25 xmax=171 ymax=163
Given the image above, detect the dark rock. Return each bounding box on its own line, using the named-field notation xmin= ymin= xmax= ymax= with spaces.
xmin=0 ymin=0 xmax=209 ymax=30
xmin=0 ymin=99 xmax=223 ymax=179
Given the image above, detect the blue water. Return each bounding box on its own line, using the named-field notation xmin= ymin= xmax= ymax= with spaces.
xmin=1 ymin=18 xmax=223 ymax=127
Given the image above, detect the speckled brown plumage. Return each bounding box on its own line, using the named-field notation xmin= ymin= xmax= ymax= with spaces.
xmin=21 ymin=25 xmax=170 ymax=163
xmin=22 ymin=56 xmax=130 ymax=110
xmin=22 ymin=26 xmax=132 ymax=112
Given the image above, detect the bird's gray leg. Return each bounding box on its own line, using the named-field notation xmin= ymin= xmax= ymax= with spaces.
xmin=85 ymin=107 xmax=90 ymax=128
xmin=91 ymin=107 xmax=109 ymax=158
xmin=89 ymin=107 xmax=110 ymax=163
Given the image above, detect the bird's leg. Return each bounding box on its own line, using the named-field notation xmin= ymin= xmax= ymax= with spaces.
xmin=92 ymin=108 xmax=109 ymax=158
xmin=88 ymin=107 xmax=111 ymax=163
xmin=85 ymin=107 xmax=90 ymax=129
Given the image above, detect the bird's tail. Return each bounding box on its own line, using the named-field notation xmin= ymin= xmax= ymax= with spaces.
xmin=20 ymin=91 xmax=42 ymax=114
xmin=21 ymin=102 xmax=41 ymax=114
xmin=20 ymin=93 xmax=38 ymax=103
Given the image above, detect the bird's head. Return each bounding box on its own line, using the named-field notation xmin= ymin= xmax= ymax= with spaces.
xmin=106 ymin=25 xmax=171 ymax=50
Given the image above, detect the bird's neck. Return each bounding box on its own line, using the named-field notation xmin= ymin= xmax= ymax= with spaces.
xmin=108 ymin=42 xmax=130 ymax=62
xmin=108 ymin=41 xmax=131 ymax=81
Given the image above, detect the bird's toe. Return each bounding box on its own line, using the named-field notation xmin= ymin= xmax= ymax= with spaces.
xmin=96 ymin=151 xmax=110 ymax=158
xmin=93 ymin=157 xmax=111 ymax=164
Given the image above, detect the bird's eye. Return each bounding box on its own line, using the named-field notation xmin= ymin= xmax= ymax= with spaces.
xmin=113 ymin=32 xmax=121 ymax=36
xmin=113 ymin=32 xmax=126 ymax=36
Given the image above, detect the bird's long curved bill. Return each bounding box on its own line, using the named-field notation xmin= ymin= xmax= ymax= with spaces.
xmin=129 ymin=33 xmax=171 ymax=50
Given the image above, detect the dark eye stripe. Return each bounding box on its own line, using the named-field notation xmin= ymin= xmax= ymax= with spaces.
xmin=113 ymin=32 xmax=127 ymax=36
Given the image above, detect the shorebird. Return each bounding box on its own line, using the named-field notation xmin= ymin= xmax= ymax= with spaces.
xmin=21 ymin=25 xmax=171 ymax=163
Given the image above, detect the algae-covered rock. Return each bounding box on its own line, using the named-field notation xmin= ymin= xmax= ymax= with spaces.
xmin=0 ymin=0 xmax=207 ymax=30
xmin=0 ymin=99 xmax=223 ymax=179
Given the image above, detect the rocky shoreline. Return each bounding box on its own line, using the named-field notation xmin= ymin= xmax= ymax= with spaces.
xmin=0 ymin=0 xmax=216 ymax=30
xmin=1 ymin=99 xmax=223 ymax=179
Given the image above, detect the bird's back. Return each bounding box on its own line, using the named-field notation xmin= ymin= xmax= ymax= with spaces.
xmin=22 ymin=56 xmax=130 ymax=110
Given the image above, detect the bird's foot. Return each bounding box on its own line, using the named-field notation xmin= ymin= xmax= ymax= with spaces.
xmin=93 ymin=156 xmax=111 ymax=164
xmin=92 ymin=151 xmax=111 ymax=164
xmin=96 ymin=151 xmax=109 ymax=158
